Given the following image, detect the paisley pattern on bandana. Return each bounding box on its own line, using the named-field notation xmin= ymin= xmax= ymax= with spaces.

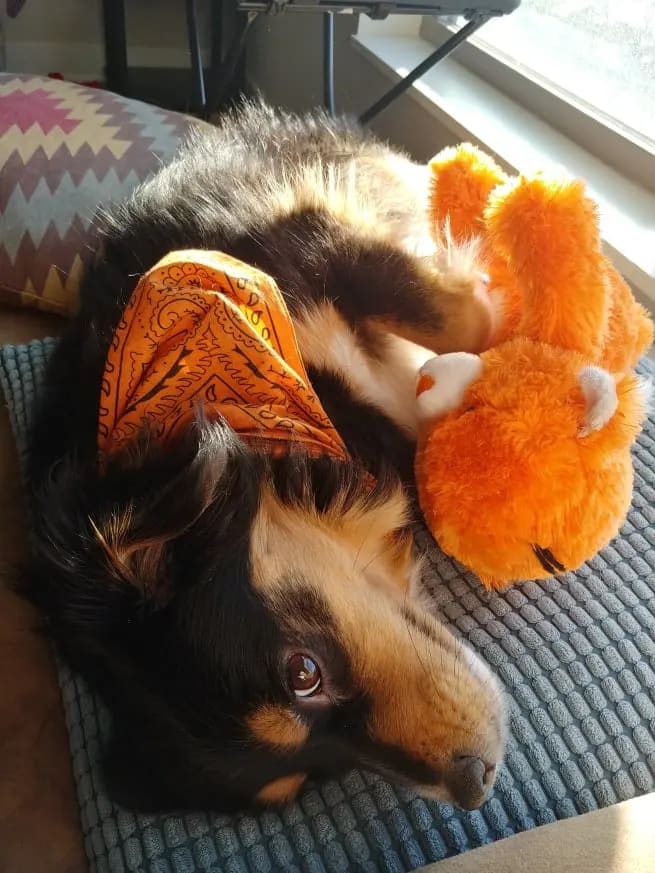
xmin=98 ymin=249 xmax=347 ymax=465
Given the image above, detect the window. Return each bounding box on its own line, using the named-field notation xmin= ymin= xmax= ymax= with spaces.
xmin=353 ymin=6 xmax=655 ymax=301
xmin=420 ymin=2 xmax=655 ymax=192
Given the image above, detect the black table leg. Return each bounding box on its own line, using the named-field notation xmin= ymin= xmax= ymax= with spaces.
xmin=360 ymin=14 xmax=490 ymax=124
xmin=207 ymin=0 xmax=253 ymax=116
xmin=102 ymin=0 xmax=129 ymax=96
xmin=323 ymin=12 xmax=335 ymax=116
xmin=185 ymin=0 xmax=207 ymax=115
xmin=209 ymin=0 xmax=225 ymax=97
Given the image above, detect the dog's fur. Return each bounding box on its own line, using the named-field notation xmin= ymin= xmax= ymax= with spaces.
xmin=25 ymin=102 xmax=505 ymax=813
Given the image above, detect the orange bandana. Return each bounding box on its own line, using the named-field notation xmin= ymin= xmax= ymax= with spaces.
xmin=98 ymin=250 xmax=347 ymax=465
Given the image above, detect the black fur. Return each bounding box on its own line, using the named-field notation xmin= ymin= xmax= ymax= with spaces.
xmin=31 ymin=104 xmax=441 ymax=479
xmin=30 ymin=417 xmax=409 ymax=811
xmin=24 ymin=102 xmax=465 ymax=811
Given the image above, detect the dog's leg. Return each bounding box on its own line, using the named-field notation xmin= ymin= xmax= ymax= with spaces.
xmin=243 ymin=210 xmax=493 ymax=360
xmin=344 ymin=240 xmax=494 ymax=357
xmin=279 ymin=218 xmax=492 ymax=438
xmin=296 ymin=304 xmax=431 ymax=439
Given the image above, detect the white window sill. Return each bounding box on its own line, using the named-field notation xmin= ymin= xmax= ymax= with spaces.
xmin=353 ymin=32 xmax=655 ymax=308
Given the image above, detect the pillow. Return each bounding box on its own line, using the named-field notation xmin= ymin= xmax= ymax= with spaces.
xmin=0 ymin=73 xmax=199 ymax=315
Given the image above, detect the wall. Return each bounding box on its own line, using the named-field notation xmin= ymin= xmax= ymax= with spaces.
xmin=1 ymin=1 xmax=457 ymax=159
xmin=1 ymin=0 xmax=211 ymax=76
xmin=247 ymin=14 xmax=456 ymax=160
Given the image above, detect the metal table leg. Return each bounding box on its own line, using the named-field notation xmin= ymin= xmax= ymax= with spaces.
xmin=186 ymin=0 xmax=207 ymax=115
xmin=208 ymin=5 xmax=334 ymax=116
xmin=207 ymin=12 xmax=256 ymax=115
xmin=359 ymin=13 xmax=491 ymax=124
xmin=323 ymin=12 xmax=335 ymax=115
xmin=203 ymin=6 xmax=491 ymax=122
xmin=102 ymin=0 xmax=129 ymax=96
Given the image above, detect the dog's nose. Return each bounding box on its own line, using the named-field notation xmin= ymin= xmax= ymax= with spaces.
xmin=448 ymin=754 xmax=496 ymax=809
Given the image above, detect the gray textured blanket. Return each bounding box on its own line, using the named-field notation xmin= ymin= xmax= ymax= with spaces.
xmin=1 ymin=338 xmax=653 ymax=873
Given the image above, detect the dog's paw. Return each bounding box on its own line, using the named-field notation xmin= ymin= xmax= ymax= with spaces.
xmin=426 ymin=264 xmax=497 ymax=354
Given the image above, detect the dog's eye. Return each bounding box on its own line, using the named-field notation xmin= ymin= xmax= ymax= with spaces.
xmin=287 ymin=653 xmax=322 ymax=697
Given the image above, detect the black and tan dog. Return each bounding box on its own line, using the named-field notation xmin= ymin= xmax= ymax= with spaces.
xmin=25 ymin=102 xmax=506 ymax=813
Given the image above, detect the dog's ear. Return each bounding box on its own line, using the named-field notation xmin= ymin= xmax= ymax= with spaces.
xmin=85 ymin=420 xmax=240 ymax=605
xmin=25 ymin=420 xmax=257 ymax=642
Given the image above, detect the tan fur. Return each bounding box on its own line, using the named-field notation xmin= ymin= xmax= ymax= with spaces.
xmin=248 ymin=488 xmax=505 ymax=800
xmin=294 ymin=303 xmax=433 ymax=436
xmin=368 ymin=270 xmax=493 ymax=355
xmin=265 ymin=153 xmax=502 ymax=789
xmin=248 ymin=705 xmax=310 ymax=750
xmin=251 ymin=145 xmax=491 ymax=361
xmin=251 ymin=486 xmax=414 ymax=602
xmin=294 ymin=292 xmax=491 ymax=442
xmin=256 ymin=774 xmax=307 ymax=806
xmin=88 ymin=449 xmax=221 ymax=599
xmin=89 ymin=512 xmax=167 ymax=597
xmin=254 ymin=151 xmax=430 ymax=247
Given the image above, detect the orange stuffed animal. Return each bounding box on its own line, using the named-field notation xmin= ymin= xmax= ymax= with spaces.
xmin=415 ymin=144 xmax=653 ymax=590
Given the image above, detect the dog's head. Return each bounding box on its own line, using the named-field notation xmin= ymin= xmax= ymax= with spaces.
xmin=28 ymin=420 xmax=506 ymax=812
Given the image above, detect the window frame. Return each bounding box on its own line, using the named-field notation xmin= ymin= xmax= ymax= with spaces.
xmin=420 ymin=16 xmax=655 ymax=195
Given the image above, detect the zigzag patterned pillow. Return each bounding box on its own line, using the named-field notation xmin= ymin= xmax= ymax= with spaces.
xmin=0 ymin=73 xmax=198 ymax=315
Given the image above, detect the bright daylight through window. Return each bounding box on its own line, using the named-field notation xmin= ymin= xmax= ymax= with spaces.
xmin=466 ymin=1 xmax=655 ymax=149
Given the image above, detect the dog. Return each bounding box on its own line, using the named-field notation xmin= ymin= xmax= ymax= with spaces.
xmin=25 ymin=101 xmax=506 ymax=813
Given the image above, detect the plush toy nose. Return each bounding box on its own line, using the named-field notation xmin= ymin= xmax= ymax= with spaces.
xmin=416 ymin=373 xmax=435 ymax=396
xmin=448 ymin=754 xmax=497 ymax=809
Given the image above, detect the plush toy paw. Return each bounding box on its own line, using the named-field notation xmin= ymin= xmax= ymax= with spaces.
xmin=429 ymin=144 xmax=507 ymax=243
xmin=416 ymin=353 xmax=483 ymax=423
xmin=486 ymin=174 xmax=601 ymax=285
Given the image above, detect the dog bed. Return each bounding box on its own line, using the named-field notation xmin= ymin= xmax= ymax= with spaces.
xmin=1 ymin=338 xmax=654 ymax=873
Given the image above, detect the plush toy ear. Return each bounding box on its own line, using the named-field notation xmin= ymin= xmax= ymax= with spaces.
xmin=428 ymin=144 xmax=507 ymax=245
xmin=485 ymin=174 xmax=609 ymax=356
xmin=416 ymin=353 xmax=483 ymax=422
xmin=577 ymin=366 xmax=618 ymax=437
